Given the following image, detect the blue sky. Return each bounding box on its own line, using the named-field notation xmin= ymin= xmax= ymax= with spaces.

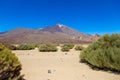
xmin=0 ymin=0 xmax=120 ymax=34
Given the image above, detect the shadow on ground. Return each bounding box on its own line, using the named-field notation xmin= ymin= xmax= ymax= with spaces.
xmin=79 ymin=60 xmax=120 ymax=75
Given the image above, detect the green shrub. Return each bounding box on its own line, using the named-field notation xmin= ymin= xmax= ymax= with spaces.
xmin=61 ymin=44 xmax=74 ymax=52
xmin=0 ymin=43 xmax=23 ymax=80
xmin=80 ymin=34 xmax=120 ymax=71
xmin=64 ymin=44 xmax=74 ymax=49
xmin=75 ymin=45 xmax=84 ymax=51
xmin=3 ymin=44 xmax=17 ymax=50
xmin=39 ymin=44 xmax=58 ymax=52
xmin=61 ymin=46 xmax=70 ymax=52
xmin=17 ymin=44 xmax=36 ymax=50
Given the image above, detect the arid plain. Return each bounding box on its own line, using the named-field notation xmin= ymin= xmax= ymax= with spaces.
xmin=12 ymin=46 xmax=120 ymax=80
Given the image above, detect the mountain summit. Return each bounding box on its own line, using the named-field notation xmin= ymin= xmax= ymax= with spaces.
xmin=0 ymin=24 xmax=99 ymax=44
xmin=39 ymin=24 xmax=84 ymax=36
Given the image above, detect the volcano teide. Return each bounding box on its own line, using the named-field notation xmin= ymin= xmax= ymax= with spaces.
xmin=0 ymin=24 xmax=99 ymax=44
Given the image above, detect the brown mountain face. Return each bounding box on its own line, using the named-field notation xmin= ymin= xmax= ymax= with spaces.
xmin=0 ymin=24 xmax=100 ymax=44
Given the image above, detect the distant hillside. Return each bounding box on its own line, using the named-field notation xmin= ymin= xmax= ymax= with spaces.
xmin=0 ymin=24 xmax=100 ymax=44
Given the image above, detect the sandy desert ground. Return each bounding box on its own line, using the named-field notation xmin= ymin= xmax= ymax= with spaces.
xmin=13 ymin=47 xmax=120 ymax=80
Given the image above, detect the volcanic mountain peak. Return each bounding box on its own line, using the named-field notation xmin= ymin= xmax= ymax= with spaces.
xmin=56 ymin=24 xmax=66 ymax=28
xmin=0 ymin=24 xmax=100 ymax=44
xmin=39 ymin=24 xmax=83 ymax=36
xmin=38 ymin=24 xmax=66 ymax=33
xmin=57 ymin=24 xmax=62 ymax=28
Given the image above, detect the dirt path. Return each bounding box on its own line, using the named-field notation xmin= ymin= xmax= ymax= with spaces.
xmin=13 ymin=49 xmax=120 ymax=80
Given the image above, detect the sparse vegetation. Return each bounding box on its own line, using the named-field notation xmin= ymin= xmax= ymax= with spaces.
xmin=61 ymin=44 xmax=74 ymax=52
xmin=80 ymin=34 xmax=120 ymax=71
xmin=65 ymin=44 xmax=74 ymax=49
xmin=39 ymin=44 xmax=58 ymax=52
xmin=16 ymin=44 xmax=36 ymax=50
xmin=3 ymin=43 xmax=17 ymax=50
xmin=75 ymin=45 xmax=84 ymax=51
xmin=0 ymin=43 xmax=23 ymax=80
xmin=61 ymin=46 xmax=70 ymax=52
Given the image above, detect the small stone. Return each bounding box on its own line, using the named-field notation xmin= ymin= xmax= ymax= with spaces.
xmin=48 ymin=70 xmax=52 ymax=74
xmin=82 ymin=74 xmax=85 ymax=76
xmin=53 ymin=70 xmax=56 ymax=72
xmin=65 ymin=53 xmax=67 ymax=55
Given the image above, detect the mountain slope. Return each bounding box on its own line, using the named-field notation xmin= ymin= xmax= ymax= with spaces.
xmin=0 ymin=24 xmax=99 ymax=44
xmin=39 ymin=24 xmax=84 ymax=36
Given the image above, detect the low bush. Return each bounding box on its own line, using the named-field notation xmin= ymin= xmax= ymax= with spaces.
xmin=0 ymin=43 xmax=23 ymax=80
xmin=64 ymin=44 xmax=74 ymax=49
xmin=80 ymin=34 xmax=120 ymax=71
xmin=16 ymin=44 xmax=36 ymax=50
xmin=39 ymin=44 xmax=58 ymax=52
xmin=3 ymin=43 xmax=17 ymax=50
xmin=61 ymin=46 xmax=70 ymax=52
xmin=61 ymin=44 xmax=74 ymax=52
xmin=75 ymin=45 xmax=84 ymax=51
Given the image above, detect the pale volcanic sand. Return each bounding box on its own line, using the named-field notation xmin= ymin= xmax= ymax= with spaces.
xmin=13 ymin=48 xmax=120 ymax=80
